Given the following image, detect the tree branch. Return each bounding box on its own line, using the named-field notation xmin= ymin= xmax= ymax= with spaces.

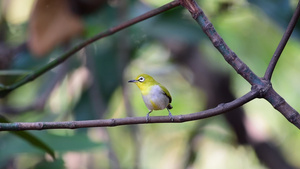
xmin=0 ymin=0 xmax=181 ymax=97
xmin=180 ymin=0 xmax=300 ymax=129
xmin=1 ymin=0 xmax=300 ymax=131
xmin=264 ymin=1 xmax=300 ymax=80
xmin=0 ymin=89 xmax=258 ymax=131
xmin=181 ymin=0 xmax=262 ymax=86
xmin=264 ymin=87 xmax=300 ymax=129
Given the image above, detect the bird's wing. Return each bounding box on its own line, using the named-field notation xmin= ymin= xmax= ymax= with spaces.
xmin=159 ymin=84 xmax=172 ymax=103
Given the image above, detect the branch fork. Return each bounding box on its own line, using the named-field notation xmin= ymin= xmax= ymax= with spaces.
xmin=180 ymin=0 xmax=201 ymax=19
xmin=251 ymin=79 xmax=272 ymax=98
xmin=181 ymin=0 xmax=300 ymax=129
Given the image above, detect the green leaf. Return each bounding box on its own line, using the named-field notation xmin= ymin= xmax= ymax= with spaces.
xmin=36 ymin=132 xmax=105 ymax=152
xmin=33 ymin=158 xmax=65 ymax=169
xmin=0 ymin=125 xmax=104 ymax=162
xmin=0 ymin=115 xmax=55 ymax=159
xmin=247 ymin=0 xmax=294 ymax=31
xmin=143 ymin=7 xmax=205 ymax=44
xmin=0 ymin=70 xmax=33 ymax=76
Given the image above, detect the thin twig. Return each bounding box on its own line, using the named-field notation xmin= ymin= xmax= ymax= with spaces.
xmin=264 ymin=1 xmax=300 ymax=80
xmin=0 ymin=89 xmax=258 ymax=131
xmin=0 ymin=0 xmax=181 ymax=97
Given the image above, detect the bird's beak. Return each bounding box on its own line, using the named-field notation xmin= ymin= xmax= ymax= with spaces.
xmin=128 ymin=79 xmax=137 ymax=83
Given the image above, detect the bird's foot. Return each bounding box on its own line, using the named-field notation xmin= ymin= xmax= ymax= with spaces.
xmin=146 ymin=114 xmax=150 ymax=122
xmin=168 ymin=110 xmax=174 ymax=122
xmin=146 ymin=111 xmax=152 ymax=122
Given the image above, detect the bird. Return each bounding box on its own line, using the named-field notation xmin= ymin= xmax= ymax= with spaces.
xmin=128 ymin=74 xmax=174 ymax=122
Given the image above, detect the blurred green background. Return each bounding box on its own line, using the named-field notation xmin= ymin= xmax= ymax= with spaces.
xmin=1 ymin=0 xmax=300 ymax=168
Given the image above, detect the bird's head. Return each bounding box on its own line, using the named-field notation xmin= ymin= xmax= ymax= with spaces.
xmin=128 ymin=74 xmax=157 ymax=90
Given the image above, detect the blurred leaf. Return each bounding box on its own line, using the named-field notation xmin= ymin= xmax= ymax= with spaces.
xmin=11 ymin=47 xmax=50 ymax=70
xmin=38 ymin=132 xmax=104 ymax=152
xmin=92 ymin=44 xmax=122 ymax=101
xmin=0 ymin=115 xmax=55 ymax=159
xmin=83 ymin=4 xmax=116 ymax=38
xmin=248 ymin=0 xmax=291 ymax=26
xmin=0 ymin=128 xmax=104 ymax=166
xmin=73 ymin=90 xmax=95 ymax=122
xmin=33 ymin=158 xmax=65 ymax=169
xmin=248 ymin=0 xmax=300 ymax=37
xmin=28 ymin=0 xmax=83 ymax=56
xmin=0 ymin=129 xmax=104 ymax=154
xmin=143 ymin=7 xmax=205 ymax=44
xmin=73 ymin=39 xmax=123 ymax=122
xmin=0 ymin=70 xmax=33 ymax=76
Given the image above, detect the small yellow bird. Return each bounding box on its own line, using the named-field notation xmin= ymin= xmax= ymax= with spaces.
xmin=128 ymin=74 xmax=173 ymax=122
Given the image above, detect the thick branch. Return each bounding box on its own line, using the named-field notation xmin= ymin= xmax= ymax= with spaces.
xmin=264 ymin=87 xmax=300 ymax=129
xmin=0 ymin=90 xmax=258 ymax=131
xmin=0 ymin=0 xmax=181 ymax=97
xmin=180 ymin=0 xmax=262 ymax=86
xmin=264 ymin=1 xmax=300 ymax=80
xmin=181 ymin=0 xmax=300 ymax=129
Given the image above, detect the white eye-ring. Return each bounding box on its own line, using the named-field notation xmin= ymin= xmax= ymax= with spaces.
xmin=138 ymin=76 xmax=145 ymax=82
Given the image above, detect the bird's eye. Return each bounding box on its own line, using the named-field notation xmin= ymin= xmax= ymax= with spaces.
xmin=138 ymin=76 xmax=145 ymax=82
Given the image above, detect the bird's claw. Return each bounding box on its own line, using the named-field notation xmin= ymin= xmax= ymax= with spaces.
xmin=169 ymin=113 xmax=174 ymax=122
xmin=167 ymin=108 xmax=174 ymax=122
xmin=146 ymin=110 xmax=153 ymax=122
xmin=169 ymin=115 xmax=174 ymax=121
xmin=146 ymin=114 xmax=150 ymax=122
